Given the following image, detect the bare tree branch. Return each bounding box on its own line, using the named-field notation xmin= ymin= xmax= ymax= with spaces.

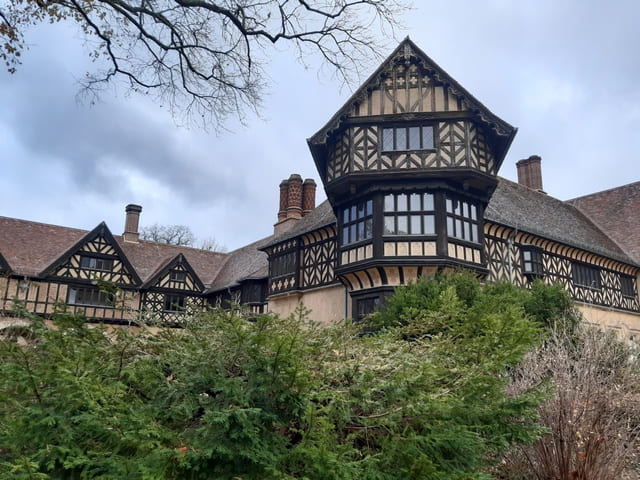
xmin=0 ymin=0 xmax=408 ymax=129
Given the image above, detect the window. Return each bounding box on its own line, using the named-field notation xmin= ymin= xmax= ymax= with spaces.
xmin=80 ymin=255 xmax=113 ymax=272
xmin=445 ymin=196 xmax=480 ymax=243
xmin=382 ymin=125 xmax=434 ymax=152
xmin=164 ymin=294 xmax=186 ymax=312
xmin=572 ymin=263 xmax=601 ymax=290
xmin=341 ymin=199 xmax=373 ymax=245
xmin=68 ymin=286 xmax=113 ymax=307
xmin=621 ymin=275 xmax=636 ymax=298
xmin=521 ymin=247 xmax=544 ymax=276
xmin=355 ymin=296 xmax=381 ymax=321
xmin=271 ymin=251 xmax=297 ymax=278
xmin=170 ymin=270 xmax=186 ymax=282
xmin=384 ymin=192 xmax=435 ymax=236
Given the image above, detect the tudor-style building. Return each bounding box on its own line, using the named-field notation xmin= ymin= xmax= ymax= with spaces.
xmin=1 ymin=38 xmax=639 ymax=337
xmin=0 ymin=209 xmax=230 ymax=325
xmin=253 ymin=39 xmax=640 ymax=336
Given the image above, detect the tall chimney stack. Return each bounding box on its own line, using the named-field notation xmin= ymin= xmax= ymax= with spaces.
xmin=123 ymin=204 xmax=142 ymax=243
xmin=516 ymin=155 xmax=544 ymax=191
xmin=302 ymin=178 xmax=317 ymax=215
xmin=274 ymin=174 xmax=314 ymax=236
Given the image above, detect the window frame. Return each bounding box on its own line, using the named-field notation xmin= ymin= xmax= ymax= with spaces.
xmin=340 ymin=198 xmax=374 ymax=246
xmin=381 ymin=125 xmax=435 ymax=153
xmin=383 ymin=191 xmax=436 ymax=237
xmin=355 ymin=296 xmax=382 ymax=322
xmin=445 ymin=196 xmax=480 ymax=244
xmin=169 ymin=270 xmax=187 ymax=282
xmin=620 ymin=274 xmax=636 ymax=298
xmin=164 ymin=294 xmax=186 ymax=312
xmin=67 ymin=286 xmax=114 ymax=307
xmin=271 ymin=250 xmax=298 ymax=279
xmin=80 ymin=255 xmax=114 ymax=272
xmin=520 ymin=246 xmax=544 ymax=277
xmin=572 ymin=262 xmax=602 ymax=290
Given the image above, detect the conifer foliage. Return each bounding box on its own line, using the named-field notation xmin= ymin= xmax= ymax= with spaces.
xmin=0 ymin=276 xmax=546 ymax=479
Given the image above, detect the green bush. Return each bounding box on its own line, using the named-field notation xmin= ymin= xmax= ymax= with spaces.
xmin=369 ymin=273 xmax=579 ymax=334
xmin=1 ymin=276 xmax=548 ymax=479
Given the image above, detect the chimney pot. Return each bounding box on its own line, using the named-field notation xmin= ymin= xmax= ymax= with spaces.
xmin=516 ymin=155 xmax=544 ymax=191
xmin=123 ymin=204 xmax=142 ymax=243
xmin=302 ymin=178 xmax=317 ymax=215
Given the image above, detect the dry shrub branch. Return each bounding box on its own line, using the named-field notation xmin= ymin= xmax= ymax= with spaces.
xmin=500 ymin=326 xmax=640 ymax=480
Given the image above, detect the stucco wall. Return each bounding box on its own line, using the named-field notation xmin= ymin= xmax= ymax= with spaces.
xmin=268 ymin=284 xmax=350 ymax=325
xmin=578 ymin=303 xmax=640 ymax=340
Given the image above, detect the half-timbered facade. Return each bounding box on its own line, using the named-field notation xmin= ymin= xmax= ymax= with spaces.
xmin=260 ymin=38 xmax=640 ymax=337
xmin=1 ymin=38 xmax=639 ymax=337
xmin=0 ymin=211 xmax=245 ymax=325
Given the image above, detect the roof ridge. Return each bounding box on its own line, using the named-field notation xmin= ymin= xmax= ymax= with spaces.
xmin=0 ymin=215 xmax=89 ymax=233
xmin=566 ymin=180 xmax=640 ymax=202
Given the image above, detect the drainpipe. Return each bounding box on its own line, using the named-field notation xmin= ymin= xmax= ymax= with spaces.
xmin=344 ymin=286 xmax=348 ymax=319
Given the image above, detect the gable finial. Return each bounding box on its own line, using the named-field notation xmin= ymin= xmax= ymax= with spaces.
xmin=403 ymin=42 xmax=412 ymax=63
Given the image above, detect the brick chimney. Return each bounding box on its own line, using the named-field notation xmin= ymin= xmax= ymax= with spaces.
xmin=516 ymin=155 xmax=544 ymax=191
xmin=302 ymin=178 xmax=317 ymax=215
xmin=123 ymin=204 xmax=142 ymax=243
xmin=278 ymin=179 xmax=289 ymax=222
xmin=286 ymin=174 xmax=304 ymax=220
xmin=274 ymin=174 xmax=317 ymax=236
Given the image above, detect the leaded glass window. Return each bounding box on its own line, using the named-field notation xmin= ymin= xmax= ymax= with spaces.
xmin=445 ymin=196 xmax=480 ymax=243
xmin=521 ymin=247 xmax=543 ymax=276
xmin=621 ymin=275 xmax=636 ymax=298
xmin=341 ymin=199 xmax=373 ymax=245
xmin=80 ymin=255 xmax=114 ymax=272
xmin=572 ymin=263 xmax=601 ymax=290
xmin=384 ymin=192 xmax=435 ymax=236
xmin=68 ymin=286 xmax=113 ymax=307
xmin=381 ymin=125 xmax=435 ymax=152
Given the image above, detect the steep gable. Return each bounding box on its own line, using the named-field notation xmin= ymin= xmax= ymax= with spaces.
xmin=308 ymin=37 xmax=516 ymax=183
xmin=41 ymin=222 xmax=141 ymax=286
xmin=142 ymin=253 xmax=205 ymax=292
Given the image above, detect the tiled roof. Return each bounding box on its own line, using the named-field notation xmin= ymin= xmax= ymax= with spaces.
xmin=0 ymin=216 xmax=228 ymax=286
xmin=568 ymin=182 xmax=640 ymax=264
xmin=485 ymin=178 xmax=635 ymax=265
xmin=261 ymin=179 xmax=637 ymax=267
xmin=117 ymin=240 xmax=227 ymax=286
xmin=0 ymin=217 xmax=87 ymax=276
xmin=208 ymin=235 xmax=274 ymax=292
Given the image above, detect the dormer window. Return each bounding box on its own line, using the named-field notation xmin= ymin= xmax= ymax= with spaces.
xmin=80 ymin=255 xmax=113 ymax=272
xmin=382 ymin=125 xmax=434 ymax=152
xmin=170 ymin=270 xmax=186 ymax=282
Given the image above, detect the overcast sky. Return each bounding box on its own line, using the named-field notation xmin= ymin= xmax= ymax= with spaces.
xmin=1 ymin=0 xmax=639 ymax=251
